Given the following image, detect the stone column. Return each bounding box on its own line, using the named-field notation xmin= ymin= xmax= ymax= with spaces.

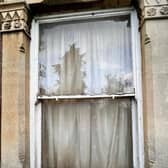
xmin=0 ymin=2 xmax=31 ymax=168
xmin=140 ymin=0 xmax=168 ymax=167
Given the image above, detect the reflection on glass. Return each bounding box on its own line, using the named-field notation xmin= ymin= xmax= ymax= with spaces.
xmin=39 ymin=16 xmax=133 ymax=95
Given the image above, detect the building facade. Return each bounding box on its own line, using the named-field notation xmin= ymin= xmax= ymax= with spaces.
xmin=0 ymin=0 xmax=168 ymax=168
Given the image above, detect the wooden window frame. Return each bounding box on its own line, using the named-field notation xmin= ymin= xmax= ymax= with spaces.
xmin=30 ymin=7 xmax=144 ymax=168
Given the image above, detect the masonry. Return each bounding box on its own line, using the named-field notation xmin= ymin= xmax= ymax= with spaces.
xmin=0 ymin=0 xmax=168 ymax=168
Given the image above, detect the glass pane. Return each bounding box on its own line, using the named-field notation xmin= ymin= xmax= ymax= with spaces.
xmin=39 ymin=16 xmax=133 ymax=96
xmin=42 ymin=98 xmax=133 ymax=168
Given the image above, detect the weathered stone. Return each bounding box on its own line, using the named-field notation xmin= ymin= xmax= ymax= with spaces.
xmin=140 ymin=0 xmax=168 ymax=166
xmin=0 ymin=2 xmax=30 ymax=168
xmin=0 ymin=2 xmax=31 ymax=35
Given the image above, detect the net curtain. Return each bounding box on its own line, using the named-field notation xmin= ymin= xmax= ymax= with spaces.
xmin=39 ymin=17 xmax=133 ymax=96
xmin=39 ymin=16 xmax=133 ymax=168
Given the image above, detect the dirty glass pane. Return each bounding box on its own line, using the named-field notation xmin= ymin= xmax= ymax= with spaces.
xmin=42 ymin=98 xmax=132 ymax=168
xmin=39 ymin=16 xmax=133 ymax=96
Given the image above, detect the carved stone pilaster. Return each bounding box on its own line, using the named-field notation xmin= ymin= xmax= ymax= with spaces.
xmin=141 ymin=0 xmax=168 ymax=24
xmin=0 ymin=2 xmax=31 ymax=167
xmin=144 ymin=0 xmax=168 ymax=6
xmin=0 ymin=2 xmax=31 ymax=36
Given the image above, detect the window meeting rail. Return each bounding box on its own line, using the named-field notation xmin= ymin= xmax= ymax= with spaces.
xmin=37 ymin=93 xmax=135 ymax=101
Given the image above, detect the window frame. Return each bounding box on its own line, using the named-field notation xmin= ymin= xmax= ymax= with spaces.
xmin=30 ymin=7 xmax=144 ymax=168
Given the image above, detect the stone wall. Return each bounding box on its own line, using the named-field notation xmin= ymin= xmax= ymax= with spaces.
xmin=0 ymin=2 xmax=30 ymax=168
xmin=141 ymin=0 xmax=168 ymax=167
xmin=141 ymin=20 xmax=168 ymax=168
xmin=1 ymin=32 xmax=30 ymax=168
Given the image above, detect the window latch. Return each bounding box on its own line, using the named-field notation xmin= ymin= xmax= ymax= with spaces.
xmin=112 ymin=95 xmax=115 ymax=100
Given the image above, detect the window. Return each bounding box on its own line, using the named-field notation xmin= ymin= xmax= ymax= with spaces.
xmin=30 ymin=8 xmax=144 ymax=168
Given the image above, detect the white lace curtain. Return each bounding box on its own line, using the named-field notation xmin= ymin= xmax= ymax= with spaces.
xmin=39 ymin=16 xmax=133 ymax=96
xmin=39 ymin=16 xmax=133 ymax=168
xmin=42 ymin=99 xmax=132 ymax=168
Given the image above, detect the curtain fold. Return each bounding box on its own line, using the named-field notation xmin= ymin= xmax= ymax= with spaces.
xmin=39 ymin=16 xmax=133 ymax=96
xmin=42 ymin=99 xmax=132 ymax=168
